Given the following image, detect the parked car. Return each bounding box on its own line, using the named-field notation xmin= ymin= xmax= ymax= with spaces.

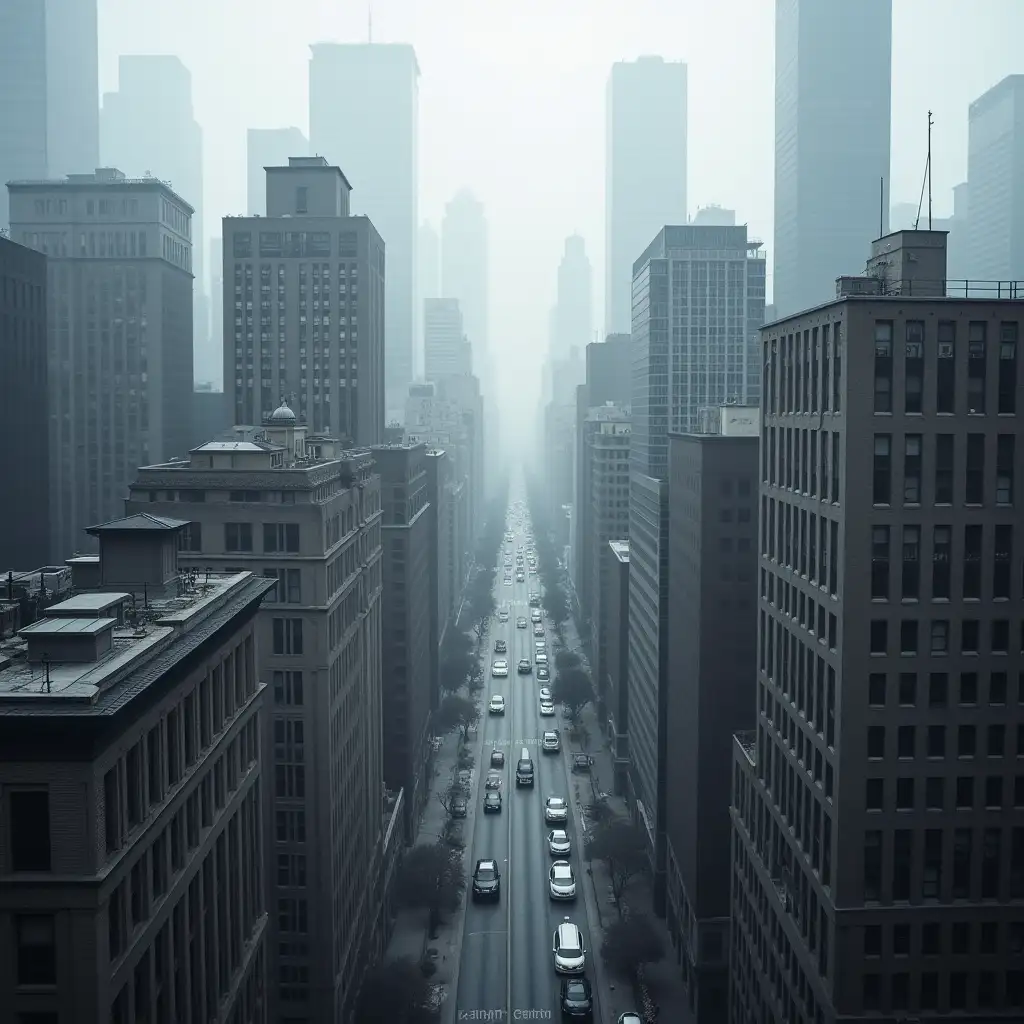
xmin=494 ymin=639 xmax=507 ymax=653
xmin=545 ymin=796 xmax=568 ymax=823
xmin=572 ymin=753 xmax=592 ymax=773
xmin=450 ymin=796 xmax=467 ymax=818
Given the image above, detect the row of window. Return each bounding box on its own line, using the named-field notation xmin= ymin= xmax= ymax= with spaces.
xmin=868 ymin=616 xmax=1024 ymax=657
xmin=865 ymin=772 xmax=1024 ymax=813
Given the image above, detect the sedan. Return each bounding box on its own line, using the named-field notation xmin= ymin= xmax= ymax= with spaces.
xmin=536 ymin=653 xmax=548 ymax=667
xmin=545 ymin=796 xmax=568 ymax=823
xmin=617 ymin=1015 xmax=643 ymax=1024
xmin=516 ymin=617 xmax=528 ymax=629
xmin=485 ymin=770 xmax=502 ymax=790
xmin=539 ymin=701 xmax=555 ymax=716
xmin=516 ymin=573 xmax=525 ymax=582
xmin=498 ymin=610 xmax=509 ymax=622
xmin=539 ymin=687 xmax=552 ymax=701
xmin=533 ymin=625 xmax=545 ymax=637
xmin=491 ymin=659 xmax=508 ymax=678
xmin=537 ymin=666 xmax=550 ymax=682
xmin=535 ymin=640 xmax=547 ymax=652
xmin=560 ymin=977 xmax=593 ymax=1020
xmin=472 ymin=859 xmax=501 ymax=901
xmin=494 ymin=639 xmax=507 ymax=654
xmin=548 ymin=829 xmax=571 ymax=856
xmin=517 ymin=659 xmax=533 ymax=675
xmin=488 ymin=695 xmax=506 ymax=715
xmin=483 ymin=791 xmax=502 ymax=814
xmin=549 ymin=860 xmax=577 ymax=900
xmin=490 ymin=749 xmax=505 ymax=768
xmin=450 ymin=796 xmax=467 ymax=818
xmin=503 ymin=578 xmax=512 ymax=586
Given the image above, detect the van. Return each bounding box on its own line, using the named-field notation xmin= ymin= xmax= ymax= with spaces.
xmin=516 ymin=746 xmax=534 ymax=786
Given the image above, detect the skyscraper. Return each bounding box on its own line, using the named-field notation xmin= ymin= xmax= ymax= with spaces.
xmin=772 ymin=0 xmax=892 ymax=318
xmin=605 ymin=56 xmax=687 ymax=336
xmin=440 ymin=189 xmax=488 ymax=359
xmin=309 ymin=44 xmax=418 ymax=418
xmin=101 ymin=56 xmax=207 ymax=380
xmin=553 ymin=234 xmax=593 ymax=359
xmin=966 ymin=75 xmax=1024 ymax=282
xmin=223 ymin=157 xmax=385 ymax=446
xmin=208 ymin=236 xmax=223 ymax=387
xmin=0 ymin=0 xmax=99 ymax=228
xmin=418 ymin=220 xmax=441 ymax=374
xmin=424 ymin=297 xmax=471 ymax=380
xmin=8 ymin=168 xmax=194 ymax=561
xmin=246 ymin=126 xmax=309 ymax=216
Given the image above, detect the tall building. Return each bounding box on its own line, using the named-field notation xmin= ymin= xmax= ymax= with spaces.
xmin=101 ymin=55 xmax=208 ymax=382
xmin=223 ymin=156 xmax=385 ymax=446
xmin=424 ymin=446 xmax=454 ymax=706
xmin=731 ymin=231 xmax=1024 ymax=1023
xmin=308 ymin=44 xmax=418 ymax=417
xmin=419 ymin=221 xmax=440 ymax=298
xmin=553 ymin=234 xmax=593 ymax=358
xmin=440 ymin=189 xmax=488 ymax=358
xmin=424 ymin=297 xmax=471 ymax=380
xmin=246 ymin=127 xmax=308 ymax=217
xmin=435 ymin=373 xmax=485 ymax=548
xmin=126 ymin=413 xmax=395 ymax=1024
xmin=0 ymin=519 xmax=273 ymax=1023
xmin=0 ymin=0 xmax=99 ymax=228
xmin=208 ymin=236 xmax=224 ymax=387
xmin=0 ymin=235 xmax=49 ymax=568
xmin=372 ymin=442 xmax=434 ymax=841
xmin=665 ymin=408 xmax=759 ymax=1022
xmin=772 ymin=0 xmax=892 ymax=318
xmin=603 ymin=540 xmax=631 ymax=796
xmin=628 ymin=224 xmax=764 ymax=904
xmin=8 ymin=167 xmax=194 ymax=561
xmin=605 ymin=56 xmax=687 ymax=336
xmin=692 ymin=205 xmax=736 ymax=226
xmin=966 ymin=75 xmax=1024 ymax=283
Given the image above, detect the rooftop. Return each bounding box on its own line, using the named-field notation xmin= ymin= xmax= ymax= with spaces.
xmin=609 ymin=539 xmax=630 ymax=562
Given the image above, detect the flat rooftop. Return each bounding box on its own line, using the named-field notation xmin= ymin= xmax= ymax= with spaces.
xmin=0 ymin=572 xmax=273 ymax=715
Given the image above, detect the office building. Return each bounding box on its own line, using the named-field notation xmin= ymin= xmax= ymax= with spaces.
xmin=8 ymin=167 xmax=194 ymax=561
xmin=223 ymin=156 xmax=385 ymax=447
xmin=665 ymin=408 xmax=759 ymax=1022
xmin=603 ymin=540 xmax=631 ymax=796
xmin=418 ymin=221 xmax=440 ymax=373
xmin=101 ymin=55 xmax=208 ymax=381
xmin=966 ymin=75 xmax=1024 ymax=283
xmin=772 ymin=0 xmax=892 ymax=318
xmin=309 ymin=44 xmax=418 ymax=417
xmin=605 ymin=56 xmax=687 ymax=335
xmin=731 ymin=230 xmax=1024 ymax=1022
xmin=246 ymin=127 xmax=308 ymax=217
xmin=0 ymin=0 xmax=99 ymax=228
xmin=424 ymin=297 xmax=471 ymax=380
xmin=553 ymin=233 xmax=593 ymax=359
xmin=209 ymin=236 xmax=224 ymax=388
xmin=0 ymin=516 xmax=273 ymax=1023
xmin=435 ymin=373 xmax=485 ymax=548
xmin=372 ymin=442 xmax=434 ymax=842
xmin=440 ymin=189 xmax=488 ymax=357
xmin=190 ymin=386 xmax=230 ymax=451
xmin=126 ymin=409 xmax=394 ymax=1023
xmin=424 ymin=447 xmax=454 ymax=707
xmin=0 ymin=235 xmax=49 ymax=568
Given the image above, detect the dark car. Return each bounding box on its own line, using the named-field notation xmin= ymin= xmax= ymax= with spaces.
xmin=450 ymin=796 xmax=468 ymax=817
xmin=517 ymin=659 xmax=532 ymax=675
xmin=472 ymin=859 xmax=501 ymax=901
xmin=485 ymin=770 xmax=502 ymax=790
xmin=490 ymin=749 xmax=505 ymax=768
xmin=572 ymin=753 xmax=592 ymax=774
xmin=560 ymin=977 xmax=593 ymax=1019
xmin=537 ymin=666 xmax=550 ymax=682
xmin=483 ymin=791 xmax=502 ymax=814
xmin=494 ymin=639 xmax=507 ymax=654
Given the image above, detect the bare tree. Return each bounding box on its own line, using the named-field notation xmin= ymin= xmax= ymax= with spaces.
xmin=433 ymin=694 xmax=480 ymax=742
xmin=600 ymin=913 xmax=666 ymax=985
xmin=395 ymin=842 xmax=466 ymax=931
xmin=585 ymin=817 xmax=649 ymax=908
xmin=354 ymin=956 xmax=440 ymax=1024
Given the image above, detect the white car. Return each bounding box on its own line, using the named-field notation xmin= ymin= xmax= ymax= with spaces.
xmin=617 ymin=1016 xmax=643 ymax=1024
xmin=539 ymin=701 xmax=555 ymax=716
xmin=533 ymin=625 xmax=545 ymax=637
xmin=489 ymin=695 xmax=506 ymax=715
xmin=536 ymin=653 xmax=548 ymax=667
xmin=516 ymin=617 xmax=528 ymax=629
xmin=503 ymin=578 xmax=513 ymax=586
xmin=498 ymin=609 xmax=509 ymax=622
xmin=548 ymin=829 xmax=571 ymax=856
xmin=549 ymin=860 xmax=577 ymax=900
xmin=491 ymin=659 xmax=508 ymax=678
xmin=553 ymin=918 xmax=586 ymax=974
xmin=545 ymin=796 xmax=568 ymax=823
xmin=542 ymin=729 xmax=560 ymax=751
xmin=535 ymin=640 xmax=546 ymax=652
xmin=531 ymin=610 xmax=542 ymax=623
xmin=539 ymin=687 xmax=552 ymax=702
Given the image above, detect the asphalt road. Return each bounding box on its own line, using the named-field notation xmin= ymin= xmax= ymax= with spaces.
xmin=455 ymin=497 xmax=597 ymax=1022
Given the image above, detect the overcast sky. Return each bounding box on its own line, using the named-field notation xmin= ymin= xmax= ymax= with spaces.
xmin=98 ymin=0 xmax=1024 ymax=396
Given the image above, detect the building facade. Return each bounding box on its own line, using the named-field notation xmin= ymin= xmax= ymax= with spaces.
xmin=0 ymin=234 xmax=49 ymax=568
xmin=0 ymin=518 xmax=273 ymax=1023
xmin=8 ymin=168 xmax=195 ymax=561
xmin=665 ymin=415 xmax=759 ymax=1022
xmin=126 ymin=410 xmax=392 ymax=1024
xmin=603 ymin=539 xmax=631 ymax=796
xmin=223 ymin=157 xmax=385 ymax=448
xmin=731 ymin=232 xmax=1024 ymax=1022
xmin=424 ymin=447 xmax=453 ymax=709
xmin=424 ymin=297 xmax=471 ymax=380
xmin=553 ymin=233 xmax=593 ymax=360
xmin=246 ymin=128 xmax=309 ymax=217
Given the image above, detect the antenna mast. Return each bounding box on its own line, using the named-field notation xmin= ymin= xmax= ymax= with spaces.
xmin=368 ymin=0 xmax=373 ymax=42
xmin=913 ymin=111 xmax=934 ymax=230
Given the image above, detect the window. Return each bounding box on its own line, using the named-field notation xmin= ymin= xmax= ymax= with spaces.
xmin=998 ymin=324 xmax=1018 ymax=413
xmin=863 ymin=924 xmax=881 ymax=955
xmin=997 ymin=434 xmax=1015 ymax=503
xmin=929 ymin=672 xmax=948 ymax=707
xmin=867 ymin=726 xmax=885 ymax=759
xmin=901 ymin=526 xmax=920 ymax=598
xmin=863 ymin=973 xmax=880 ymax=1011
xmin=898 ymin=673 xmax=916 ymax=706
xmin=267 ymin=567 xmax=302 ymax=603
xmin=981 ymin=828 xmax=1000 ymax=897
xmin=903 ymin=434 xmax=922 ymax=503
xmin=925 ymin=777 xmax=944 ymax=811
xmin=967 ymin=322 xmax=987 ymax=412
xmin=990 ymin=671 xmax=1008 ymax=705
xmin=865 ymin=778 xmax=883 ymax=810
xmin=873 ymin=323 xmax=893 ymax=412
xmin=956 ymin=775 xmax=974 ymax=809
xmin=225 ymin=522 xmax=253 ymax=552
xmin=963 ymin=525 xmax=982 ymax=599
xmin=273 ymin=671 xmax=304 ymax=706
xmin=922 ymin=829 xmax=942 ymax=898
xmin=16 ymin=915 xmax=56 ymax=985
xmin=895 ymin=777 xmax=914 ymax=810
xmin=930 ymin=619 xmax=949 ymax=653
xmin=952 ymin=829 xmax=972 ymax=898
xmin=872 ymin=435 xmax=891 ymax=504
xmin=899 ymin=619 xmax=918 ymax=654
xmin=932 ymin=526 xmax=951 ymax=598
xmin=994 ymin=525 xmax=1012 ymax=598
xmin=863 ymin=831 xmax=882 ymax=901
xmin=868 ymin=673 xmax=886 ymax=706
xmin=104 ymin=767 xmax=121 ymax=854
xmin=966 ymin=434 xmax=985 ymax=503
xmin=897 ymin=725 xmax=915 ymax=758
xmin=181 ymin=522 xmax=202 ymax=552
xmin=926 ymin=725 xmax=945 ymax=757
xmin=272 ymin=618 xmax=304 ymax=655
xmin=870 ymin=527 xmax=890 ymax=598
xmin=264 ymin=523 xmax=300 ymax=553
xmin=869 ymin=619 xmax=887 ymax=654
xmin=295 ymin=187 xmax=308 ymax=214
xmin=958 ymin=723 xmax=976 ymax=756
xmin=934 ymin=434 xmax=954 ymax=503
xmin=936 ymin=321 xmax=956 ymax=412
xmin=9 ymin=791 xmax=51 ymax=871
xmin=904 ymin=322 xmax=924 ymax=412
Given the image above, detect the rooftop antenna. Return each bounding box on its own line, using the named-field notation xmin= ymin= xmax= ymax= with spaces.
xmin=368 ymin=0 xmax=373 ymax=42
xmin=878 ymin=177 xmax=884 ymax=238
xmin=913 ymin=111 xmax=934 ymax=230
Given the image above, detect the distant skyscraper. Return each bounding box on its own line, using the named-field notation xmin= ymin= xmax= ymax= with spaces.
xmin=208 ymin=236 xmax=223 ymax=388
xmin=308 ymin=44 xmax=419 ymax=418
xmin=692 ymin=205 xmax=736 ymax=226
xmin=101 ymin=56 xmax=208 ymax=380
xmin=441 ymin=189 xmax=489 ymax=358
xmin=8 ymin=168 xmax=194 ymax=560
xmin=772 ymin=0 xmax=892 ymax=317
xmin=966 ymin=75 xmax=1024 ymax=282
xmin=0 ymin=0 xmax=99 ymax=228
xmin=605 ymin=56 xmax=687 ymax=336
xmin=418 ymin=221 xmax=440 ymax=376
xmin=424 ymin=298 xmax=471 ymax=380
xmin=246 ymin=126 xmax=308 ymax=216
xmin=554 ymin=234 xmax=593 ymax=358
xmin=223 ymin=157 xmax=385 ymax=445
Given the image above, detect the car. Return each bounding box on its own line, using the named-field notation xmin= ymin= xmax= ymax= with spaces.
xmin=572 ymin=753 xmax=593 ymax=774
xmin=492 ymin=659 xmax=508 ymax=678
xmin=616 ymin=1015 xmax=643 ymax=1024
xmin=516 ymin=573 xmax=525 ymax=582
xmin=552 ymin=918 xmax=586 ymax=974
xmin=503 ymin=578 xmax=512 ymax=586
xmin=560 ymin=977 xmax=593 ymax=1019
xmin=485 ymin=770 xmax=502 ymax=790
xmin=545 ymin=796 xmax=568 ymax=823
xmin=490 ymin=749 xmax=505 ymax=768
xmin=489 ymin=695 xmax=506 ymax=715
xmin=516 ymin=617 xmax=528 ymax=629
xmin=537 ymin=666 xmax=550 ymax=682
xmin=533 ymin=625 xmax=545 ymax=637
xmin=518 ymin=659 xmax=532 ymax=675
xmin=535 ymin=640 xmax=546 ymax=652
xmin=529 ymin=567 xmax=538 ymax=575
xmin=539 ymin=701 xmax=555 ymax=716
xmin=539 ymin=687 xmax=552 ymax=702
xmin=542 ymin=729 xmax=560 ymax=752
xmin=472 ymin=859 xmax=501 ymax=901
xmin=450 ymin=796 xmax=467 ymax=818
xmin=530 ymin=610 xmax=542 ymax=623
xmin=549 ymin=860 xmax=577 ymax=900
xmin=548 ymin=828 xmax=571 ymax=856
xmin=498 ymin=610 xmax=509 ymax=622
xmin=483 ymin=791 xmax=502 ymax=814
xmin=494 ymin=639 xmax=507 ymax=654
xmin=536 ymin=653 xmax=548 ymax=667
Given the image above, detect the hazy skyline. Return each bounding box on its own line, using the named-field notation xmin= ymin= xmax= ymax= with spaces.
xmin=96 ymin=0 xmax=1024 ymax=406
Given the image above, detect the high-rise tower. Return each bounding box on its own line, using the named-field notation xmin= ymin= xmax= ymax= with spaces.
xmin=553 ymin=234 xmax=593 ymax=360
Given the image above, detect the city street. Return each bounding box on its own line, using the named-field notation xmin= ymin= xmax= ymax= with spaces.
xmin=455 ymin=497 xmax=604 ymax=1022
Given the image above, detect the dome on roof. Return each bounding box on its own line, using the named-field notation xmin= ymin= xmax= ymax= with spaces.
xmin=270 ymin=401 xmax=296 ymax=423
